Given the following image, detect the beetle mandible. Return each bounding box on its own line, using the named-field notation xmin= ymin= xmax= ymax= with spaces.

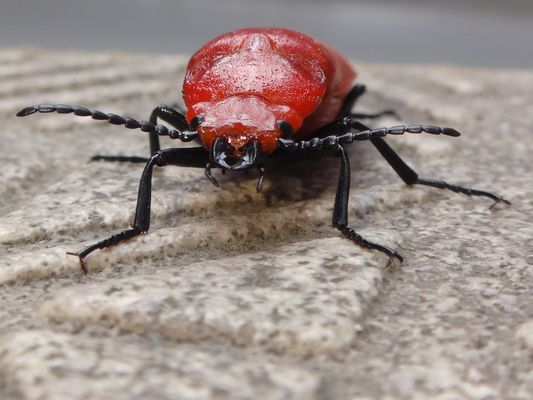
xmin=16 ymin=27 xmax=510 ymax=273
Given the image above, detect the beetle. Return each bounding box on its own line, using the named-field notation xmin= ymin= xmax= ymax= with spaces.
xmin=16 ymin=27 xmax=509 ymax=273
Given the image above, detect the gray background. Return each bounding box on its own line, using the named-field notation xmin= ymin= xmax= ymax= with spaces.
xmin=1 ymin=0 xmax=532 ymax=70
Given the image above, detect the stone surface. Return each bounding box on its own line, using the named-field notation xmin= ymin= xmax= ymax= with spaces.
xmin=37 ymin=238 xmax=383 ymax=355
xmin=0 ymin=48 xmax=532 ymax=399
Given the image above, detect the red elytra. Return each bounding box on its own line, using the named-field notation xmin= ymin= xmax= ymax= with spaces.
xmin=183 ymin=27 xmax=356 ymax=156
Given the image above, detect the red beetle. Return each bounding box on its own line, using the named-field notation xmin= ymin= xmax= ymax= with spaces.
xmin=17 ymin=27 xmax=509 ymax=273
xmin=183 ymin=28 xmax=356 ymax=158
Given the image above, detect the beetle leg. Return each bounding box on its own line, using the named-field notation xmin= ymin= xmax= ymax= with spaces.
xmin=370 ymin=137 xmax=511 ymax=208
xmin=91 ymin=155 xmax=151 ymax=163
xmin=349 ymin=110 xmax=399 ymax=120
xmin=332 ymin=89 xmax=508 ymax=206
xmin=68 ymin=147 xmax=210 ymax=273
xmin=335 ymin=84 xmax=366 ymax=119
xmin=275 ymin=131 xmax=508 ymax=267
xmin=285 ymin=125 xmax=509 ymax=208
xmin=333 ymin=145 xmax=403 ymax=267
xmin=205 ymin=163 xmax=219 ymax=187
xmin=148 ymin=104 xmax=190 ymax=154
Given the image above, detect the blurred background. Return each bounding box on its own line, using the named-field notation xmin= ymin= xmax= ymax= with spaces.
xmin=1 ymin=0 xmax=532 ymax=70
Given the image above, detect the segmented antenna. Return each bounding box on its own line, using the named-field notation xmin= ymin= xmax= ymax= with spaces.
xmin=278 ymin=124 xmax=461 ymax=152
xmin=16 ymin=104 xmax=198 ymax=142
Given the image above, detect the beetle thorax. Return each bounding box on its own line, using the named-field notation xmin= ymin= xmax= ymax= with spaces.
xmin=189 ymin=96 xmax=301 ymax=157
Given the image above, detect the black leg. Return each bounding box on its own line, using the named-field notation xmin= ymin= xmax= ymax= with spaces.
xmin=148 ymin=104 xmax=190 ymax=155
xmin=369 ymin=137 xmax=510 ymax=208
xmin=335 ymin=90 xmax=510 ymax=208
xmin=272 ymin=141 xmax=404 ymax=264
xmin=91 ymin=155 xmax=151 ymax=163
xmin=349 ymin=110 xmax=398 ymax=120
xmin=275 ymin=121 xmax=509 ymax=266
xmin=335 ymin=84 xmax=367 ymax=119
xmin=369 ymin=137 xmax=418 ymax=185
xmin=332 ymin=145 xmax=403 ymax=267
xmin=335 ymin=84 xmax=398 ymax=120
xmin=290 ymin=116 xmax=509 ymax=209
xmin=302 ymin=84 xmax=398 ymax=140
xmin=68 ymin=146 xmax=210 ymax=273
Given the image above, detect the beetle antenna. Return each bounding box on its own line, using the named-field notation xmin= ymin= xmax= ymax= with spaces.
xmin=278 ymin=123 xmax=462 ymax=153
xmin=16 ymin=104 xmax=198 ymax=143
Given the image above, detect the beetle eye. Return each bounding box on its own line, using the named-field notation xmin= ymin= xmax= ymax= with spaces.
xmin=190 ymin=115 xmax=204 ymax=131
xmin=276 ymin=120 xmax=294 ymax=139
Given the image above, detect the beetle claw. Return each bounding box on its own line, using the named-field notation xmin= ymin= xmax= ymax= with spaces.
xmin=489 ymin=196 xmax=511 ymax=210
xmin=385 ymin=252 xmax=403 ymax=268
xmin=66 ymin=251 xmax=88 ymax=274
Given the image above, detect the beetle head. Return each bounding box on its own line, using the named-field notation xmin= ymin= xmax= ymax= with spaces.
xmin=186 ymin=96 xmax=301 ymax=170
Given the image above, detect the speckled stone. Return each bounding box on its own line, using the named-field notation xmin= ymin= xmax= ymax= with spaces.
xmin=0 ymin=48 xmax=532 ymax=400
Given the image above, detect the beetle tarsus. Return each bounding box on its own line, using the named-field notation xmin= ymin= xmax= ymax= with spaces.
xmin=414 ymin=178 xmax=511 ymax=207
xmin=330 ymin=144 xmax=403 ymax=268
xmin=339 ymin=225 xmax=403 ymax=267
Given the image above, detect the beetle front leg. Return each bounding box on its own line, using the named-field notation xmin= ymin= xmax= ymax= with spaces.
xmin=332 ymin=145 xmax=403 ymax=267
xmin=69 ymin=147 xmax=210 ymax=274
xmin=148 ymin=104 xmax=190 ymax=155
xmin=68 ymin=153 xmax=158 ymax=273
